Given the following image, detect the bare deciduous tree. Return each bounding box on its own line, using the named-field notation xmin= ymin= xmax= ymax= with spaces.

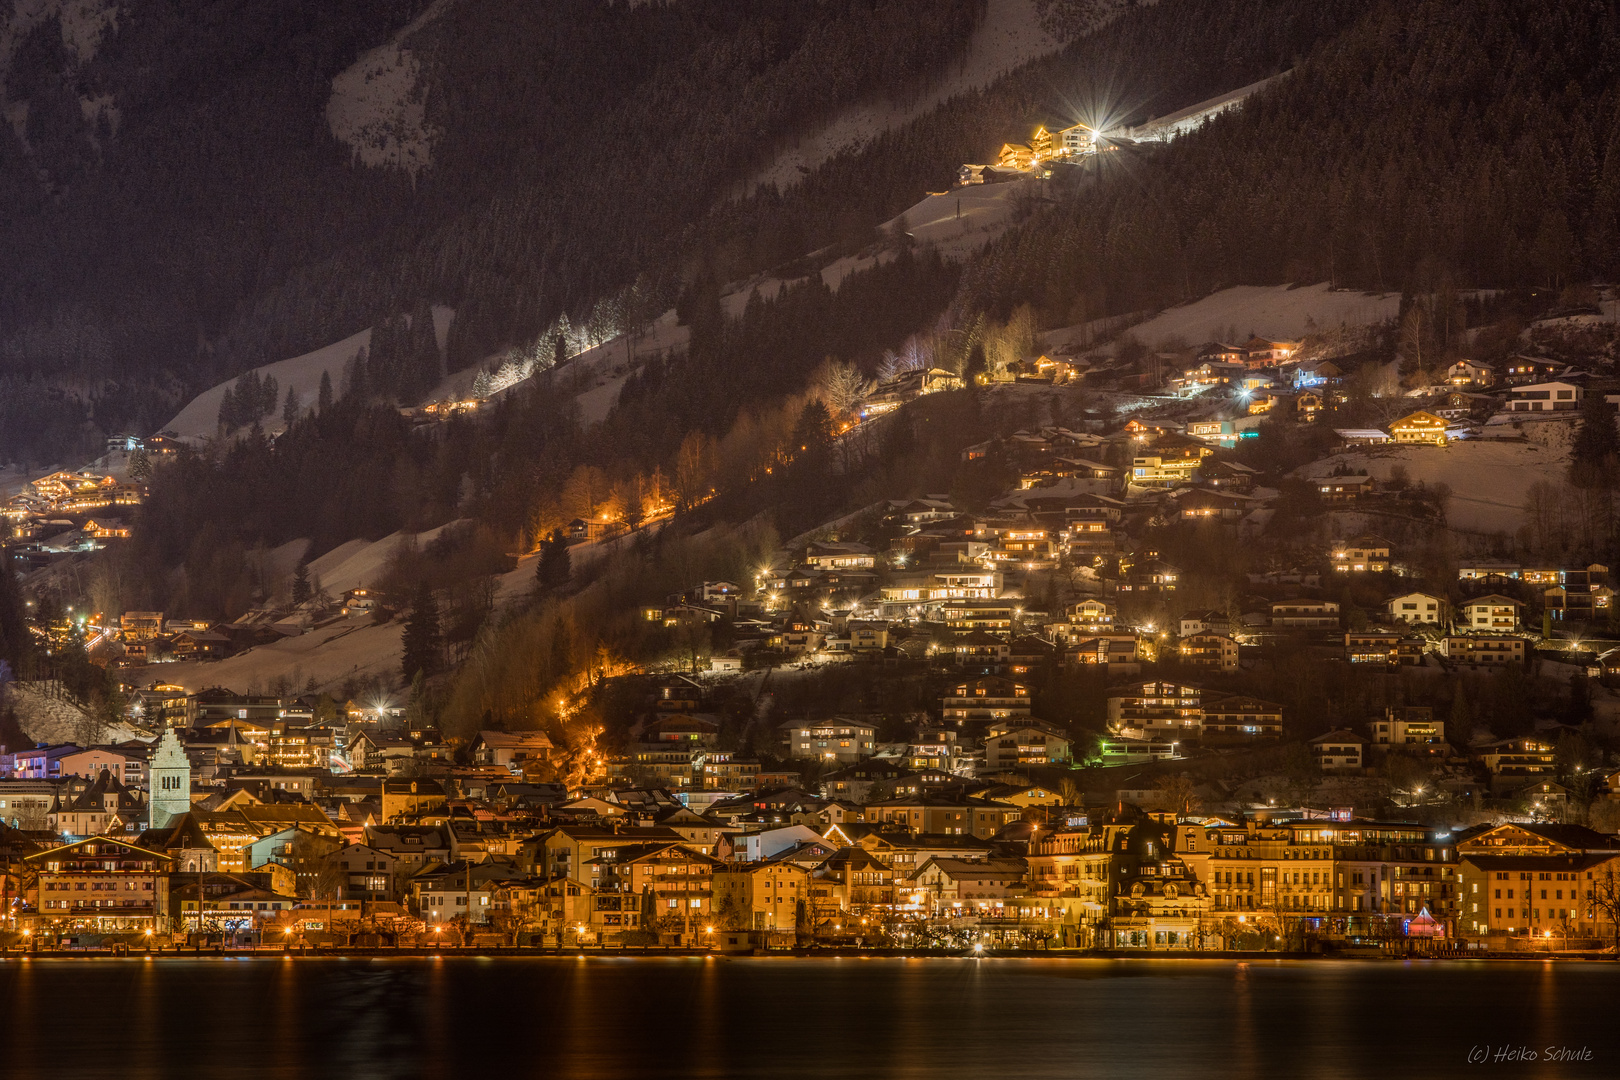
xmin=812 ymin=359 xmax=872 ymax=419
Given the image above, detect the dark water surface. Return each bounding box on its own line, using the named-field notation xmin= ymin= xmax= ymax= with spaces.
xmin=1 ymin=955 xmax=1614 ymax=1079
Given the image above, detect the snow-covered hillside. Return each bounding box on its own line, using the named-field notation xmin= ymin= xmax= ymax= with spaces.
xmin=163 ymin=328 xmax=369 ymax=440
xmin=1298 ymin=442 xmax=1565 ymax=534
xmin=1 ymin=0 xmax=121 ymax=145
xmin=160 ymin=307 xmax=452 ymax=440
xmin=10 ymin=682 xmax=141 ymax=746
xmin=1048 ymin=283 xmax=1401 ymax=356
xmin=326 ymin=0 xmax=453 ymax=175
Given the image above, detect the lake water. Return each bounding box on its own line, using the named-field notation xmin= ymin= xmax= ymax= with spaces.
xmin=1 ymin=956 xmax=1614 ymax=1079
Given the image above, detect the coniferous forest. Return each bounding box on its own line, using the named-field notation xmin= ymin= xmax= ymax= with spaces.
xmin=957 ymin=0 xmax=1620 ymax=325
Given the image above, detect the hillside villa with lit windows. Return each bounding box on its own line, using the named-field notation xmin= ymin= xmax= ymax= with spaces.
xmin=786 ymin=720 xmax=877 ymax=764
xmin=1331 ymin=535 xmax=1391 ymax=573
xmin=983 ymin=719 xmax=1073 ymax=771
xmin=1446 ymin=359 xmax=1495 ymax=387
xmin=941 ymin=677 xmax=1031 ymax=723
xmin=1369 ymin=707 xmax=1445 ymax=748
xmin=1310 ymin=730 xmax=1366 ymax=772
xmin=1178 ymin=633 xmax=1239 ymax=671
xmin=1201 ymin=695 xmax=1284 ymax=740
xmin=1345 ymin=629 xmax=1423 ymax=667
xmin=1106 ymin=682 xmax=1204 ymax=740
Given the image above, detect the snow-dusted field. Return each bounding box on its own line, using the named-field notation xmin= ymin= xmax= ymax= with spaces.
xmin=139 ymin=615 xmax=406 ymax=697
xmin=134 ymin=532 xmax=634 ymax=695
xmin=892 ymin=179 xmax=1038 ymax=260
xmin=1298 ymin=441 xmax=1567 ymax=534
xmin=301 ymin=520 xmax=467 ymax=599
xmin=1060 ymin=283 xmax=1400 ymax=354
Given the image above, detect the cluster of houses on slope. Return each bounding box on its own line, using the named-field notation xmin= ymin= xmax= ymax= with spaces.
xmin=667 ymin=473 xmax=1572 ymax=692
xmin=1 ymin=468 xmax=147 ymax=558
xmin=1093 ymin=332 xmax=1619 ymax=451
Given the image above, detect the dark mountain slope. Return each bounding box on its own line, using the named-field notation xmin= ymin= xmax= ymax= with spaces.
xmin=0 ymin=0 xmax=982 ymax=465
xmin=957 ymin=0 xmax=1620 ymax=324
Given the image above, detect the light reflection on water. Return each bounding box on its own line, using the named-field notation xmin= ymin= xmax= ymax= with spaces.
xmin=0 ymin=956 xmax=1614 ymax=1080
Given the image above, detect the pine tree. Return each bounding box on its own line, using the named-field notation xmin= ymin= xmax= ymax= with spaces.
xmin=401 ymin=584 xmax=443 ymax=682
xmin=0 ymin=549 xmax=31 ymax=674
xmin=282 ymin=386 xmax=301 ymax=428
xmin=291 ymin=561 xmax=312 ymax=606
xmin=537 ymin=528 xmax=571 ymax=590
xmin=791 ymin=399 xmax=834 ymax=458
xmin=217 ymin=385 xmax=238 ymax=433
xmin=318 ymin=370 xmax=334 ymax=414
xmin=1570 ymin=392 xmax=1620 ymax=488
xmin=407 ymin=299 xmax=442 ymax=401
xmin=548 ymin=612 xmax=573 ymax=684
xmin=127 ymin=448 xmax=151 ymax=483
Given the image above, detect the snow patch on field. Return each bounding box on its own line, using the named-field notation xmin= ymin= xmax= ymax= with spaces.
xmin=1070 ymin=283 xmax=1400 ymax=354
xmin=141 ymin=618 xmax=407 ymax=698
xmin=887 ymin=178 xmax=1038 ymax=262
xmin=247 ymin=538 xmax=312 ymax=593
xmin=1297 ymin=441 xmax=1567 ymax=534
xmin=748 ymin=0 xmax=1060 ymax=194
xmin=306 ymin=521 xmax=464 ymax=598
xmin=326 ymin=0 xmax=451 ymax=176
xmin=556 ymin=309 xmax=691 ymax=425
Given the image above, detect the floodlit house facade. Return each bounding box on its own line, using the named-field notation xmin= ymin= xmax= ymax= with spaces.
xmin=1442 ymin=635 xmax=1525 ymax=666
xmin=1387 ymin=411 xmax=1448 ymax=445
xmin=983 ymin=719 xmax=1073 ymax=771
xmin=1369 ymin=708 xmax=1445 ymax=748
xmin=941 ymin=678 xmax=1031 ymax=723
xmin=1387 ymin=592 xmax=1443 ymax=625
xmin=1506 ymin=381 xmax=1581 ymax=412
xmin=1179 ymin=633 xmax=1239 ymax=671
xmin=1460 ymin=594 xmax=1521 ymax=632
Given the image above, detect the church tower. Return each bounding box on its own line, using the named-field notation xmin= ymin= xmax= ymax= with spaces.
xmin=148 ymin=726 xmax=192 ymax=830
